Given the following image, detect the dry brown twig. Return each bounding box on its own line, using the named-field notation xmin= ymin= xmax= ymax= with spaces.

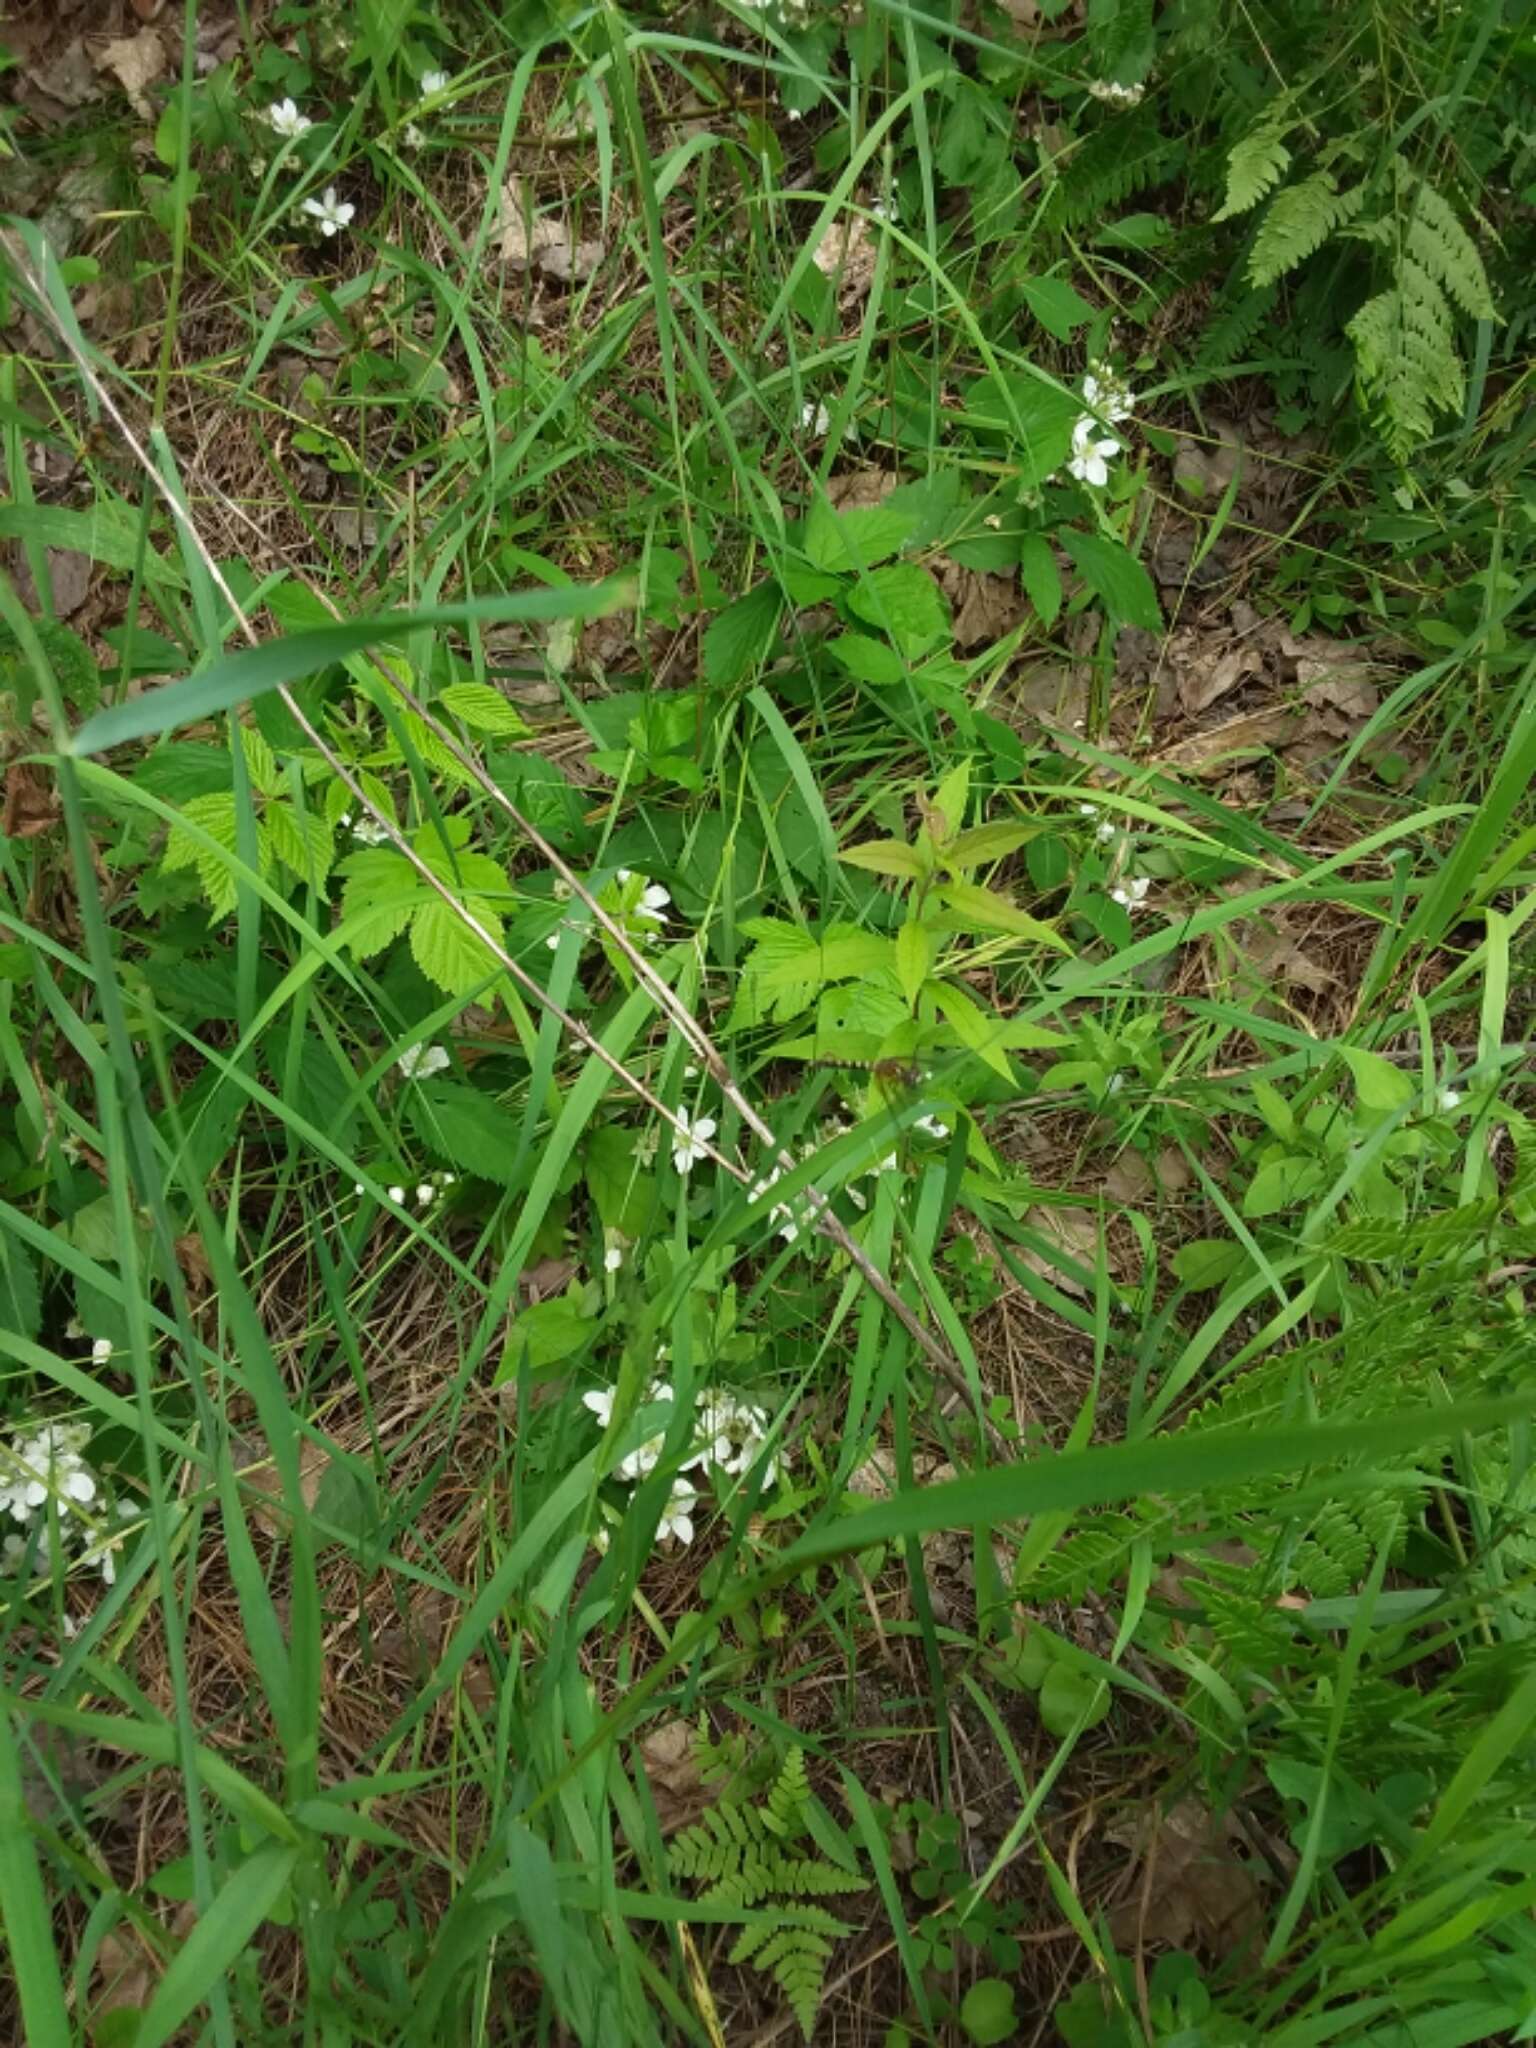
xmin=16 ymin=254 xmax=987 ymax=1418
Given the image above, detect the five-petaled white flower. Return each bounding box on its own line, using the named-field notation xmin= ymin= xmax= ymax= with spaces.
xmin=397 ymin=1043 xmax=450 ymax=1080
xmin=301 ymin=186 xmax=356 ymax=238
xmin=1068 ymin=415 xmax=1121 ymax=487
xmin=267 ymin=98 xmax=314 ymax=139
xmin=634 ymin=884 xmax=671 ymax=926
xmin=671 ymin=1107 xmax=716 ymax=1173
xmin=419 ymin=69 xmax=449 ymax=97
xmin=800 ymin=399 xmax=831 ymax=437
xmin=657 ymin=1477 xmax=698 ymax=1547
xmin=1110 ymin=876 xmax=1151 ymax=908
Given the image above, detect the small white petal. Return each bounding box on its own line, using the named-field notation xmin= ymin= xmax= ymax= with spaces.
xmin=583 ymin=1388 xmax=615 ymax=1425
xmin=604 ymin=1244 xmax=623 ymax=1272
xmin=388 ymin=1185 xmax=406 ymax=1205
xmin=91 ymin=1339 xmax=113 ymax=1366
xmin=1439 ymin=1088 xmax=1463 ymax=1112
xmin=415 ymin=1183 xmax=435 ymax=1208
xmin=420 ymin=69 xmax=449 ymax=96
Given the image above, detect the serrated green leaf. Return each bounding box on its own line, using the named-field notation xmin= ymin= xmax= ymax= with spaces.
xmin=825 ymin=632 xmax=907 ymax=685
xmin=436 ymin=682 xmax=530 ymax=736
xmin=239 ymin=725 xmax=281 ymax=798
xmin=846 ymin=563 xmax=950 ymax=657
xmin=1018 ymin=534 xmax=1062 ymax=627
xmin=839 ymin=838 xmax=926 ymax=880
xmin=803 ymin=500 xmax=918 ymax=573
xmin=704 ymin=583 xmax=783 ymax=688
xmin=759 ymin=933 xmax=896 ymax=991
xmin=936 ymin=878 xmax=1070 ymax=950
xmin=410 ymin=1079 xmax=523 ymax=1182
xmin=895 ymin=922 xmax=932 ymax=1006
xmin=264 ymin=801 xmax=333 ymax=887
xmin=409 ymin=896 xmax=505 ymax=996
xmin=926 ymin=978 xmax=1014 ymax=1081
xmin=1060 ymin=530 xmax=1162 ymax=632
xmin=1340 ymin=1046 xmax=1416 ymax=1113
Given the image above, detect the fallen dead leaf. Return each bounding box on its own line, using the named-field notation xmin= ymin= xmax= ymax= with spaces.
xmin=640 ymin=1718 xmax=720 ymax=1835
xmin=939 ymin=561 xmax=1025 ymax=650
xmin=92 ymin=31 xmax=166 ymax=117
xmin=811 ymin=214 xmax=877 ymax=303
xmin=235 ymin=1433 xmax=330 ymax=1535
xmin=14 ymin=546 xmax=92 ymax=620
xmin=521 ymin=1254 xmax=577 ymax=1302
xmin=1013 ymin=659 xmax=1089 ymax=734
xmin=1232 ymin=921 xmax=1337 ymax=998
xmin=1172 ymin=418 xmax=1244 ymax=501
xmin=1106 ymin=1796 xmax=1269 ymax=1954
xmin=89 ymin=1929 xmax=154 ymax=2041
xmin=1102 ymin=1151 xmax=1153 ymax=1204
xmin=1301 ymin=668 xmax=1381 ymax=723
xmin=25 ymin=38 xmax=101 ymax=112
xmin=496 ymin=180 xmax=603 ymax=281
xmin=1156 ymin=705 xmax=1299 ymax=775
xmin=1178 ymin=644 xmax=1262 ymax=717
xmin=1020 ymin=1205 xmax=1100 ymax=1295
xmin=828 ymin=466 xmax=898 ymax=511
xmin=3 ymin=763 xmax=59 ymax=839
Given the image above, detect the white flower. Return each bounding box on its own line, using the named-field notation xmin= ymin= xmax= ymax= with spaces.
xmin=5 ymin=1425 xmax=97 ymax=1519
xmin=1068 ymin=414 xmax=1121 ymax=487
xmin=388 ymin=1184 xmax=406 ymax=1205
xmin=403 ymin=123 xmax=425 ymax=149
xmin=616 ymin=867 xmax=633 ymax=882
xmin=1078 ymin=801 xmax=1098 ymax=817
xmin=604 ymin=1243 xmax=624 ymax=1273
xmin=1106 ymin=1072 xmax=1125 ymax=1095
xmin=352 ymin=816 xmax=392 ymax=845
xmin=397 ymin=1043 xmax=450 ymax=1080
xmin=1087 ymin=78 xmax=1145 ymax=106
xmin=583 ymin=1387 xmax=616 ymax=1427
xmin=1110 ymin=876 xmax=1151 ymax=908
xmin=1439 ymin=1088 xmax=1463 ymax=1112
xmin=914 ymin=1113 xmax=950 ymax=1140
xmin=1082 ymin=366 xmax=1136 ymax=424
xmin=301 ymin=186 xmax=356 ymax=238
xmin=419 ymin=69 xmax=449 ymax=96
xmin=1096 ymin=820 xmax=1118 ymax=843
xmin=672 ymin=1108 xmax=717 ymax=1173
xmin=697 ymin=1391 xmax=778 ymax=1482
xmin=800 ymin=399 xmax=831 ymax=437
xmin=656 ymin=1477 xmax=698 ymax=1547
xmin=634 ymin=884 xmax=671 ymax=926
xmin=267 ymin=98 xmax=314 ymax=139
xmin=618 ymin=1431 xmax=668 ymax=1482
xmin=91 ymin=1338 xmax=112 ymax=1366
xmin=871 ymin=195 xmax=898 ymax=222
xmin=415 ymin=1183 xmax=436 ymax=1208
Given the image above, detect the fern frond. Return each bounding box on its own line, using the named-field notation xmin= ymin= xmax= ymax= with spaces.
xmin=1214 ymin=118 xmax=1293 ymax=221
xmin=764 ymin=1748 xmax=809 ymax=1838
xmin=1403 ymin=177 xmax=1497 ymax=319
xmin=1247 ymin=175 xmax=1363 ymax=286
xmin=1348 ymin=261 xmax=1464 ymax=457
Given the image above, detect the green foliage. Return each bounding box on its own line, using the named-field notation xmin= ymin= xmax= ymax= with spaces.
xmin=669 ymin=1750 xmax=865 ymax=2039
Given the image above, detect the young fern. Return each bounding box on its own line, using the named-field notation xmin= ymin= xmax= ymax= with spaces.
xmin=667 ymin=1748 xmax=866 ymax=2040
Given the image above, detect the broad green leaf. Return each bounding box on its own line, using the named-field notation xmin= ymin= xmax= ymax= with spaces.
xmin=1171 ymin=1238 xmax=1248 ymax=1289
xmin=896 ymin=922 xmax=933 ymax=1006
xmin=0 ymin=499 xmax=185 ymax=587
xmin=839 ymin=837 xmax=926 ymax=881
xmin=846 ymin=563 xmax=949 ymax=656
xmin=1018 ymin=533 xmax=1062 ymax=628
xmin=946 ymin=821 xmax=1040 ymax=869
xmin=264 ymin=801 xmax=333 ymax=887
xmin=410 ymin=1080 xmax=523 ymax=1183
xmin=1340 ymin=1046 xmax=1416 ymax=1113
xmin=826 ymin=631 xmax=907 ymax=685
xmin=437 ymin=681 xmax=531 ymax=736
xmin=133 ymin=1845 xmax=299 ymax=2048
xmin=929 ymin=759 xmax=971 ymax=843
xmin=936 ymin=878 xmax=1070 ymax=950
xmin=0 ymin=1237 xmax=41 ymax=1341
xmin=760 ymin=932 xmax=896 ymax=990
xmin=1243 ymin=1155 xmax=1327 ymax=1217
xmin=1060 ymin=529 xmax=1162 ymax=632
xmin=505 ymin=1295 xmax=598 ymax=1373
xmin=409 ymin=896 xmax=505 ymax=996
xmin=926 ymin=978 xmax=1014 ymax=1081
xmin=1017 ymin=275 xmax=1095 ymax=339
xmin=803 ymin=499 xmax=918 ymax=573
xmin=1038 ymin=1663 xmax=1110 ymax=1737
xmin=69 ymin=581 xmax=632 ymax=755
xmin=703 ymin=582 xmax=783 ymax=688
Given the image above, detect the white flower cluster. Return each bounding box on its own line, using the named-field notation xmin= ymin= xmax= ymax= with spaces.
xmin=1110 ymin=875 xmax=1151 ymax=909
xmin=338 ymin=811 xmax=393 ymax=846
xmin=1067 ymin=360 xmax=1137 ymax=488
xmin=1079 ymin=800 xmax=1119 ymax=845
xmin=1087 ymin=79 xmax=1146 ymax=106
xmin=546 ymin=869 xmax=672 ymax=954
xmin=2 ymin=1419 xmax=133 ymax=1587
xmin=749 ymin=1163 xmax=811 ymax=1244
xmin=582 ymin=1378 xmax=780 ymax=1546
xmin=397 ymin=1042 xmax=450 ymax=1080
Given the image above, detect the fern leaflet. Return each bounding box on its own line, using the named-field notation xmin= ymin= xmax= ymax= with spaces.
xmin=1214 ymin=117 xmax=1293 ymax=221
xmin=1248 ymin=175 xmax=1363 ymax=286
